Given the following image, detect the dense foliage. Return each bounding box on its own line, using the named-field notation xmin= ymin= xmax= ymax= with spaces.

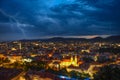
xmin=94 ymin=65 xmax=120 ymax=80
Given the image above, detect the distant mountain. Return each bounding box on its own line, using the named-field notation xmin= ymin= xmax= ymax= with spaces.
xmin=89 ymin=37 xmax=103 ymax=42
xmin=19 ymin=35 xmax=120 ymax=42
xmin=104 ymin=35 xmax=120 ymax=42
xmin=40 ymin=35 xmax=120 ymax=42
xmin=42 ymin=37 xmax=87 ymax=41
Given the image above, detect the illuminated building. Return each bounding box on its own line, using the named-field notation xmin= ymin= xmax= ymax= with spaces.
xmin=49 ymin=55 xmax=83 ymax=70
xmin=22 ymin=58 xmax=32 ymax=63
xmin=0 ymin=53 xmax=6 ymax=59
xmin=60 ymin=55 xmax=79 ymax=68
xmin=8 ymin=55 xmax=22 ymax=63
xmin=19 ymin=42 xmax=22 ymax=50
xmin=11 ymin=48 xmax=17 ymax=51
xmin=81 ymin=49 xmax=90 ymax=53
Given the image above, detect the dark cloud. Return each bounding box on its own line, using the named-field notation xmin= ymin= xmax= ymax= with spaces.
xmin=50 ymin=0 xmax=120 ymax=34
xmin=0 ymin=0 xmax=120 ymax=40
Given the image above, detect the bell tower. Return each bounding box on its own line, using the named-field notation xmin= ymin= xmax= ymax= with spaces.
xmin=71 ymin=56 xmax=73 ymax=62
xmin=75 ymin=55 xmax=77 ymax=64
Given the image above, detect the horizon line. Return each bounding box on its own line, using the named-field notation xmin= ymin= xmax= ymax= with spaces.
xmin=1 ymin=34 xmax=119 ymax=42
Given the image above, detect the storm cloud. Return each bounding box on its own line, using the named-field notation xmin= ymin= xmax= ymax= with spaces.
xmin=0 ymin=0 xmax=120 ymax=40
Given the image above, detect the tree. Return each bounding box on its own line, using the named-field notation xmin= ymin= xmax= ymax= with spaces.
xmin=69 ymin=71 xmax=90 ymax=79
xmin=94 ymin=65 xmax=120 ymax=80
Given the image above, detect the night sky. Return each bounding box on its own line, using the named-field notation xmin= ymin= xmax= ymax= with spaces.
xmin=0 ymin=0 xmax=120 ymax=41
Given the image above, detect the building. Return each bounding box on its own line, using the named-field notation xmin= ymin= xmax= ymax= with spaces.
xmin=60 ymin=55 xmax=78 ymax=68
xmin=48 ymin=55 xmax=83 ymax=70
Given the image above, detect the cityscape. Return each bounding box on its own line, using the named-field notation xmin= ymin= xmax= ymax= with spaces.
xmin=0 ymin=0 xmax=120 ymax=80
xmin=0 ymin=36 xmax=120 ymax=80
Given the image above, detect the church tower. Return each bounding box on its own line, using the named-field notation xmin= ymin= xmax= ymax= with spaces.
xmin=71 ymin=56 xmax=73 ymax=62
xmin=75 ymin=55 xmax=77 ymax=64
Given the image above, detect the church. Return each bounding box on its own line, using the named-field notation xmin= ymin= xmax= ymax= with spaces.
xmin=48 ymin=55 xmax=83 ymax=70
xmin=60 ymin=55 xmax=79 ymax=68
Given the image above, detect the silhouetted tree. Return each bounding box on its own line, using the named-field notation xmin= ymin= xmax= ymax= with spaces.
xmin=94 ymin=65 xmax=120 ymax=80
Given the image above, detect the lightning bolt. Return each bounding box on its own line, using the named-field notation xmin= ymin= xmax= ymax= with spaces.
xmin=0 ymin=9 xmax=26 ymax=38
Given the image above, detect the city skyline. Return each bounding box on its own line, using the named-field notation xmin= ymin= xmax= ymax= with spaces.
xmin=0 ymin=0 xmax=120 ymax=41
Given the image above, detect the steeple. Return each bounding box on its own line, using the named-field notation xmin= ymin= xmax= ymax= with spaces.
xmin=75 ymin=55 xmax=77 ymax=63
xmin=71 ymin=56 xmax=73 ymax=62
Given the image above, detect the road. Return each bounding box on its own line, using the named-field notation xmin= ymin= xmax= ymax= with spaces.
xmin=11 ymin=71 xmax=26 ymax=80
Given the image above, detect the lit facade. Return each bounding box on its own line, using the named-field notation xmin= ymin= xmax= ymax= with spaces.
xmin=60 ymin=55 xmax=79 ymax=68
xmin=48 ymin=55 xmax=80 ymax=70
